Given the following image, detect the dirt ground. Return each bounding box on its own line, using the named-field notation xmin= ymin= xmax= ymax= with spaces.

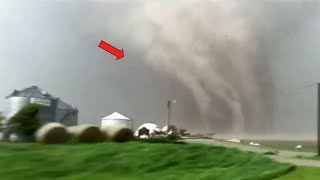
xmin=184 ymin=139 xmax=320 ymax=167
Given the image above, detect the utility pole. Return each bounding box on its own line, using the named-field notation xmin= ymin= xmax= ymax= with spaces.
xmin=131 ymin=118 xmax=134 ymax=131
xmin=167 ymin=100 xmax=176 ymax=126
xmin=167 ymin=100 xmax=171 ymax=126
xmin=317 ymin=83 xmax=320 ymax=156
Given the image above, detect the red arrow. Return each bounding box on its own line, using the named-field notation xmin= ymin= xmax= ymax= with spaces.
xmin=98 ymin=40 xmax=124 ymax=60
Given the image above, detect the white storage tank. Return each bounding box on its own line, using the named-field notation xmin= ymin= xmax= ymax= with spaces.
xmin=101 ymin=112 xmax=132 ymax=129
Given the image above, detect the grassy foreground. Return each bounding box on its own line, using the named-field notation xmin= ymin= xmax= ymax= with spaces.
xmin=0 ymin=142 xmax=294 ymax=180
xmin=276 ymin=166 xmax=320 ymax=180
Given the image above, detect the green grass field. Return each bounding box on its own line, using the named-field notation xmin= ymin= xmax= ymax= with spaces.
xmin=276 ymin=166 xmax=320 ymax=180
xmin=0 ymin=142 xmax=294 ymax=180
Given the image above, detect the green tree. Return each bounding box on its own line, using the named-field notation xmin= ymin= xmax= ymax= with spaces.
xmin=8 ymin=104 xmax=42 ymax=138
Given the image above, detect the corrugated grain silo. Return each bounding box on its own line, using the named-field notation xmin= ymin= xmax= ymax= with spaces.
xmin=55 ymin=99 xmax=78 ymax=126
xmin=5 ymin=86 xmax=78 ymax=126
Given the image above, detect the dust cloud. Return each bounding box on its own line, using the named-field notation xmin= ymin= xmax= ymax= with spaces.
xmin=132 ymin=2 xmax=273 ymax=135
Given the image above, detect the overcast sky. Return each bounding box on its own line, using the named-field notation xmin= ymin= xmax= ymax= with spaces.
xmin=0 ymin=0 xmax=320 ymax=138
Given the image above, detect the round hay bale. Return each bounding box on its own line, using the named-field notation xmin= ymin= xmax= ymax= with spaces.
xmin=102 ymin=126 xmax=134 ymax=142
xmin=36 ymin=123 xmax=69 ymax=144
xmin=67 ymin=124 xmax=106 ymax=143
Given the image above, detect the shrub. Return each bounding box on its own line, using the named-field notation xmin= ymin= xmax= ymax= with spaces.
xmin=7 ymin=104 xmax=41 ymax=139
xmin=36 ymin=122 xmax=69 ymax=144
xmin=67 ymin=124 xmax=106 ymax=143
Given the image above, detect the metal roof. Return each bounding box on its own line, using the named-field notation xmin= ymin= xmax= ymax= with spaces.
xmin=5 ymin=86 xmax=77 ymax=110
xmin=101 ymin=112 xmax=131 ymax=120
xmin=6 ymin=86 xmax=55 ymax=99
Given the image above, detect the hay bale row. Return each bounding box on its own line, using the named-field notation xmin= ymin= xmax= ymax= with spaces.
xmin=36 ymin=123 xmax=133 ymax=144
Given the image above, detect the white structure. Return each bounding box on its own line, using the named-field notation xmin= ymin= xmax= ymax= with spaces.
xmin=249 ymin=142 xmax=260 ymax=146
xmin=134 ymin=123 xmax=161 ymax=137
xmin=101 ymin=112 xmax=132 ymax=129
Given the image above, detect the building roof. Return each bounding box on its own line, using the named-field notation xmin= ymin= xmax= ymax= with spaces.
xmin=6 ymin=86 xmax=55 ymax=99
xmin=5 ymin=86 xmax=77 ymax=110
xmin=101 ymin=112 xmax=131 ymax=121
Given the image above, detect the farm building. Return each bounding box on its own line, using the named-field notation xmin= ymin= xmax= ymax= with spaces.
xmin=5 ymin=86 xmax=78 ymax=126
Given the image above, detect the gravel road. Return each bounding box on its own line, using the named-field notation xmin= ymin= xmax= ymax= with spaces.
xmin=184 ymin=139 xmax=320 ymax=167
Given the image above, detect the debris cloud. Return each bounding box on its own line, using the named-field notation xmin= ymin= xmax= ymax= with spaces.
xmin=137 ymin=3 xmax=270 ymax=134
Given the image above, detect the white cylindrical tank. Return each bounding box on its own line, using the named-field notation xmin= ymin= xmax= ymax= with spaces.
xmin=7 ymin=97 xmax=30 ymax=119
xmin=101 ymin=119 xmax=130 ymax=129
